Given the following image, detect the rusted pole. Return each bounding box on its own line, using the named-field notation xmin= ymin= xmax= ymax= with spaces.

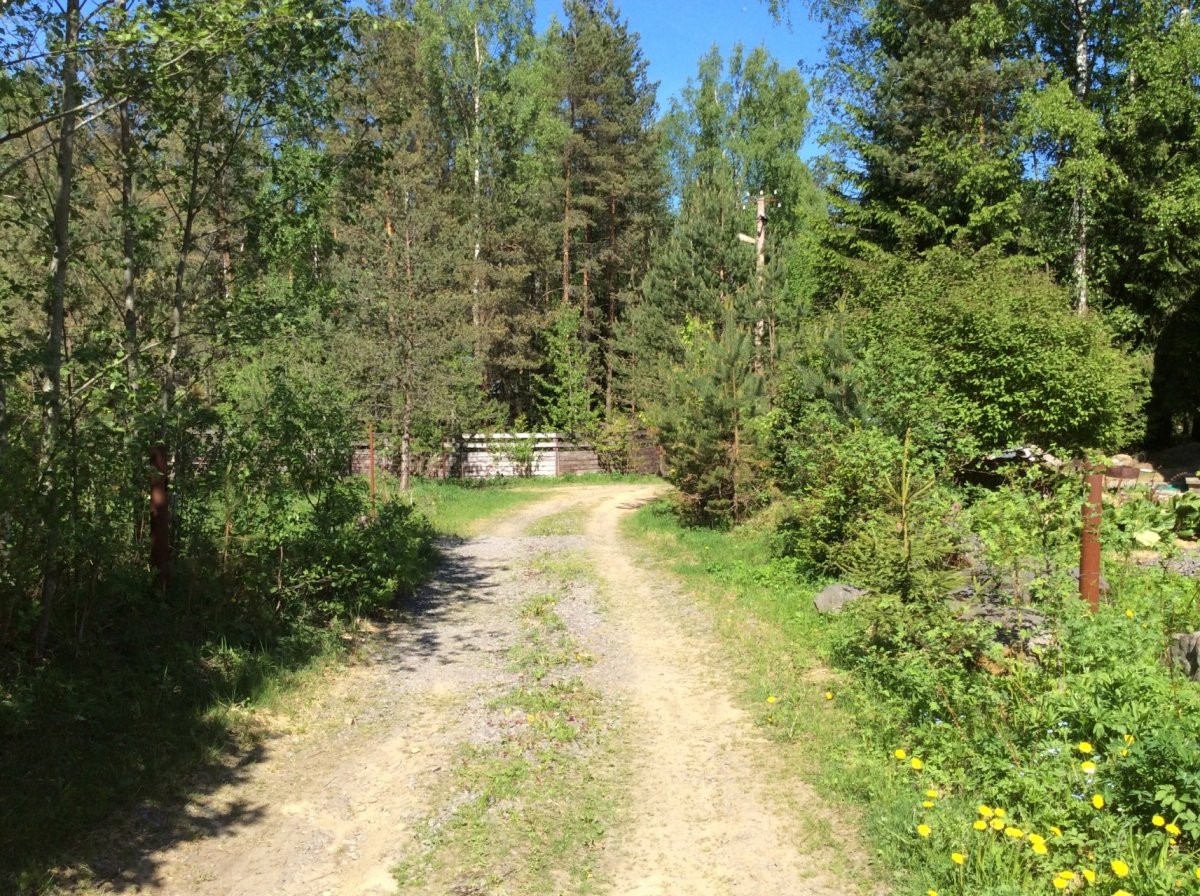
xmin=1080 ymin=470 xmax=1103 ymax=612
xmin=368 ymin=422 xmax=377 ymax=520
xmin=149 ymin=445 xmax=170 ymax=590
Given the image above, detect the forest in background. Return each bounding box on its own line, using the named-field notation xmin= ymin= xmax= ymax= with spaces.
xmin=2 ymin=0 xmax=1200 ymax=885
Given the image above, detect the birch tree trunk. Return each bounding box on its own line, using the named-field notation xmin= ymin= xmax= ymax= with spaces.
xmin=1072 ymin=0 xmax=1091 ymax=315
xmin=35 ymin=0 xmax=82 ymax=659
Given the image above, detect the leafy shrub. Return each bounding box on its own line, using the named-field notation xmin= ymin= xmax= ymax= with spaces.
xmin=963 ymin=472 xmax=1084 ymax=593
xmin=1173 ymin=492 xmax=1200 ymax=540
xmin=858 ymin=249 xmax=1146 ymax=460
xmin=827 ymin=555 xmax=1200 ymax=896
xmin=770 ymin=406 xmax=907 ymax=575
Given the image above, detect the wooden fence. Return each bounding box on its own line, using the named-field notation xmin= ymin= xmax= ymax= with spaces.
xmin=349 ymin=430 xmax=663 ymax=480
xmin=449 ymin=433 xmax=601 ymax=479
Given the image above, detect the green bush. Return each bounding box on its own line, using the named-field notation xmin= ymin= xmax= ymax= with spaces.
xmin=827 ymin=552 xmax=1200 ymax=896
xmin=769 ymin=406 xmax=907 ymax=575
xmin=857 ymin=249 xmax=1147 ymax=460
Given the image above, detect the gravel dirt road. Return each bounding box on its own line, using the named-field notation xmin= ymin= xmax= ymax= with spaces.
xmin=91 ymin=483 xmax=867 ymax=896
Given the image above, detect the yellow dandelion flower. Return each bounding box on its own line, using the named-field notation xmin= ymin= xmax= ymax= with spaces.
xmin=1032 ymin=842 xmax=1048 ymax=855
xmin=911 ymin=757 xmax=924 ymax=770
xmin=1091 ymin=794 xmax=1105 ymax=809
xmin=1194 ymin=867 xmax=1200 ymax=880
xmin=1057 ymin=870 xmax=1076 ymax=881
xmin=926 ymin=789 xmax=940 ymax=798
xmin=1078 ymin=741 xmax=1094 ymax=753
xmin=994 ymin=807 xmax=1007 ymax=818
xmin=952 ymin=852 xmax=965 ymax=865
xmin=922 ymin=800 xmax=934 ymax=809
xmin=927 ymin=891 xmax=937 ymax=896
xmin=1153 ymin=815 xmax=1166 ymax=827
xmin=1125 ymin=608 xmax=1135 ymax=618
xmin=1082 ymin=868 xmax=1096 ymax=883
xmin=1167 ymin=822 xmax=1182 ymax=836
xmin=1120 ymin=748 xmax=1130 ymax=757
xmin=917 ymin=823 xmax=932 ymax=838
xmin=1052 ymin=878 xmax=1068 ymax=890
xmin=1004 ymin=826 xmax=1025 ymax=839
xmin=990 ymin=818 xmax=1006 ymax=831
xmin=1114 ymin=891 xmax=1131 ymax=896
xmin=767 ymin=695 xmax=777 ymax=703
xmin=1050 ymin=825 xmax=1063 ymax=837
xmin=1124 ymin=733 xmax=1136 ymax=745
xmin=1028 ymin=833 xmax=1046 ymax=846
xmin=1111 ymin=858 xmax=1129 ymax=877
xmin=1081 ymin=760 xmax=1097 ymax=773
xmin=894 ymin=749 xmax=908 ymax=760
xmin=823 ymin=691 xmax=833 ymax=700
xmin=973 ymin=820 xmax=988 ymax=831
xmin=978 ymin=805 xmax=995 ymax=818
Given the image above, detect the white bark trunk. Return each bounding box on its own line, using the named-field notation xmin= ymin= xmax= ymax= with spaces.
xmin=1073 ymin=0 xmax=1090 ymax=315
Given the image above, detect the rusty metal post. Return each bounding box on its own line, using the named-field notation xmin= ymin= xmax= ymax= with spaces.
xmin=149 ymin=445 xmax=170 ymax=590
xmin=1080 ymin=470 xmax=1103 ymax=613
xmin=368 ymin=422 xmax=377 ymax=519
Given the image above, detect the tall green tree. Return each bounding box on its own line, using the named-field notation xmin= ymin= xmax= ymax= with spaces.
xmin=546 ymin=0 xmax=666 ymax=418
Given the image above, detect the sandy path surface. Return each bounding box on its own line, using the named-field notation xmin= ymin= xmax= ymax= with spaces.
xmin=89 ymin=484 xmax=865 ymax=895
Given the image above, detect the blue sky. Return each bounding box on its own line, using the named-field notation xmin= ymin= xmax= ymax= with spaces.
xmin=534 ymin=0 xmax=828 ymax=115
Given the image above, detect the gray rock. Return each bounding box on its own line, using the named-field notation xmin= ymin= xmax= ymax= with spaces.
xmin=1170 ymin=632 xmax=1200 ymax=682
xmin=958 ymin=601 xmax=1055 ymax=652
xmin=813 ymin=583 xmax=868 ymax=614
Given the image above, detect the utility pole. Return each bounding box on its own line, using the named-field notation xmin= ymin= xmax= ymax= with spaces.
xmin=737 ymin=191 xmax=773 ymax=371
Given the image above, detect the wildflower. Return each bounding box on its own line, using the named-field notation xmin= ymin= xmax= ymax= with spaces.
xmin=1056 ymin=870 xmax=1076 ymax=881
xmin=1125 ymin=608 xmax=1135 ymax=618
xmin=978 ymin=805 xmax=995 ymax=818
xmin=1167 ymin=822 xmax=1182 ymax=836
xmin=1091 ymin=794 xmax=1105 ymax=809
xmin=911 ymin=757 xmax=924 ymax=770
xmin=917 ymin=823 xmax=932 ymax=838
xmin=1032 ymin=841 xmax=1048 ymax=855
xmin=767 ymin=695 xmax=777 ymax=704
xmin=1004 ymin=827 xmax=1025 ymax=839
xmin=1078 ymin=741 xmax=1094 ymax=754
xmin=1124 ymin=733 xmax=1136 ymax=745
xmin=952 ymin=852 xmax=965 ymax=865
xmin=1120 ymin=749 xmax=1130 ymax=757
xmin=990 ymin=818 xmax=1006 ymax=831
xmin=927 ymin=891 xmax=937 ymax=896
xmin=922 ymin=800 xmax=934 ymax=809
xmin=1194 ymin=867 xmax=1200 ymax=880
xmin=994 ymin=807 xmax=1006 ymax=818
xmin=1111 ymin=858 xmax=1130 ymax=877
xmin=1082 ymin=868 xmax=1096 ymax=883
xmin=1050 ymin=826 xmax=1063 ymax=837
xmin=1028 ymin=834 xmax=1046 ymax=846
xmin=1114 ymin=890 xmax=1132 ymax=896
xmin=1081 ymin=760 xmax=1097 ymax=773
xmin=1153 ymin=815 xmax=1166 ymax=827
xmin=823 ymin=691 xmax=833 ymax=700
xmin=973 ymin=820 xmax=988 ymax=831
xmin=894 ymin=749 xmax=908 ymax=760
xmin=926 ymin=789 xmax=940 ymax=798
xmin=1052 ymin=879 xmax=1068 ymax=891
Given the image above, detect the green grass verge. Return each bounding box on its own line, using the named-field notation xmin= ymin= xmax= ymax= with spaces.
xmin=393 ymin=553 xmax=618 ymax=894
